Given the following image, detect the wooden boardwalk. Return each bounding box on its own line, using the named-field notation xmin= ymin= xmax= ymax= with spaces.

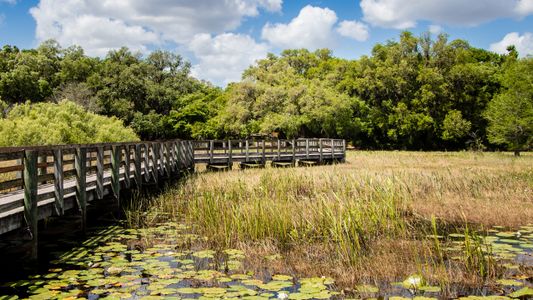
xmin=0 ymin=138 xmax=345 ymax=257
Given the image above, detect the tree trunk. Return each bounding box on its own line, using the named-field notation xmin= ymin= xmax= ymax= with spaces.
xmin=514 ymin=150 xmax=521 ymax=157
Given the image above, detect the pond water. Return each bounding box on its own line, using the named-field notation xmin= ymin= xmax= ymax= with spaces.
xmin=0 ymin=221 xmax=532 ymax=299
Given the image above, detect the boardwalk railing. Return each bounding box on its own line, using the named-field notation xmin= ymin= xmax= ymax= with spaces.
xmin=0 ymin=138 xmax=345 ymax=258
xmin=193 ymin=139 xmax=346 ymax=165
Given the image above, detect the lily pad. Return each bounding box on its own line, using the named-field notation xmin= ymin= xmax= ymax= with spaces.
xmin=509 ymin=287 xmax=533 ymax=298
xmin=496 ymin=279 xmax=523 ymax=286
xmin=355 ymin=284 xmax=379 ymax=293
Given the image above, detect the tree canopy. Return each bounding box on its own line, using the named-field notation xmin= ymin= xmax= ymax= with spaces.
xmin=0 ymin=32 xmax=531 ymax=152
xmin=484 ymin=56 xmax=533 ymax=155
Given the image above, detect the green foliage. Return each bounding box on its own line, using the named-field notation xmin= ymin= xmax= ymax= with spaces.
xmin=484 ymin=57 xmax=533 ymax=153
xmin=211 ymin=34 xmax=504 ymax=149
xmin=0 ymin=101 xmax=138 ymax=146
xmin=0 ymin=33 xmax=526 ymax=151
xmin=442 ymin=110 xmax=472 ymax=141
xmin=0 ymin=42 xmax=219 ymax=141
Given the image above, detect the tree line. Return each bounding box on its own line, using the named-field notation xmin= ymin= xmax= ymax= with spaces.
xmin=0 ymin=32 xmax=531 ymax=152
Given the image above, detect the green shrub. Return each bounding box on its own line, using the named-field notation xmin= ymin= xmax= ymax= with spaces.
xmin=0 ymin=100 xmax=139 ymax=146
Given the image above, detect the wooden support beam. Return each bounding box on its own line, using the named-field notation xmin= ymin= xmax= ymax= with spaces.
xmin=111 ymin=145 xmax=121 ymax=200
xmin=96 ymin=146 xmax=104 ymax=200
xmin=23 ymin=150 xmax=38 ymax=259
xmin=75 ymin=147 xmax=87 ymax=234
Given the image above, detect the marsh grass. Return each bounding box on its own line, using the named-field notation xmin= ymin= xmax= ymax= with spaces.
xmin=128 ymin=151 xmax=533 ymax=293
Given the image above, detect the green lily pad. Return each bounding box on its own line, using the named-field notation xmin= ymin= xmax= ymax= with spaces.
xmin=496 ymin=279 xmax=524 ymax=286
xmin=355 ymin=284 xmax=379 ymax=293
xmin=419 ymin=286 xmax=441 ymax=293
xmin=272 ymin=275 xmax=293 ymax=281
xmin=509 ymin=287 xmax=533 ymax=298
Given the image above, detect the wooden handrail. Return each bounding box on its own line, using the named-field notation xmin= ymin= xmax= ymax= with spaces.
xmin=0 ymin=138 xmax=345 ymax=258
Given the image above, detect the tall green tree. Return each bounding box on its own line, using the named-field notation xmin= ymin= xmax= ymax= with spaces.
xmin=484 ymin=57 xmax=533 ymax=155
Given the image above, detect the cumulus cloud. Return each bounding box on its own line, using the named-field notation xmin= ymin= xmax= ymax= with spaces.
xmin=30 ymin=0 xmax=282 ymax=54
xmin=262 ymin=5 xmax=338 ymax=49
xmin=29 ymin=0 xmax=282 ymax=85
xmin=516 ymin=0 xmax=533 ymax=15
xmin=336 ymin=20 xmax=369 ymax=41
xmin=429 ymin=25 xmax=443 ymax=35
xmin=490 ymin=32 xmax=533 ymax=57
xmin=360 ymin=0 xmax=533 ymax=29
xmin=189 ymin=33 xmax=269 ymax=86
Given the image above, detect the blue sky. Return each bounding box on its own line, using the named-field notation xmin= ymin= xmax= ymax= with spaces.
xmin=1 ymin=0 xmax=533 ymax=86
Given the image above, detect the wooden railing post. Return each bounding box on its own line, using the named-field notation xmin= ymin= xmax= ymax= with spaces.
xmin=228 ymin=140 xmax=233 ymax=168
xmin=96 ymin=146 xmax=104 ymax=200
xmin=262 ymin=140 xmax=266 ymax=163
xmin=305 ymin=139 xmax=310 ymax=159
xmin=245 ymin=140 xmax=249 ymax=162
xmin=342 ymin=139 xmax=346 ymax=162
xmin=292 ymin=139 xmax=296 ymax=162
xmin=134 ymin=144 xmax=142 ymax=188
xmin=23 ymin=150 xmax=38 ymax=259
xmin=319 ymin=139 xmax=323 ymax=163
xmin=277 ymin=140 xmax=281 ymax=160
xmin=53 ymin=149 xmax=64 ymax=216
xmin=331 ymin=139 xmax=335 ymax=160
xmin=111 ymin=145 xmax=121 ymax=200
xmin=187 ymin=141 xmax=194 ymax=170
xmin=165 ymin=143 xmax=172 ymax=176
xmin=143 ymin=144 xmax=150 ymax=182
xmin=159 ymin=142 xmax=165 ymax=177
xmin=152 ymin=143 xmax=160 ymax=182
xmin=75 ymin=147 xmax=87 ymax=234
xmin=173 ymin=141 xmax=179 ymax=173
xmin=124 ymin=145 xmax=131 ymax=188
xmin=209 ymin=140 xmax=214 ymax=164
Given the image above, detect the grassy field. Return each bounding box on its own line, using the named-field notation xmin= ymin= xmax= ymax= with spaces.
xmin=132 ymin=151 xmax=533 ymax=296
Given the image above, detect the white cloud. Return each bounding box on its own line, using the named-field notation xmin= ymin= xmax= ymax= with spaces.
xmin=360 ymin=0 xmax=533 ymax=29
xmin=516 ymin=0 xmax=533 ymax=15
xmin=30 ymin=0 xmax=282 ymax=55
xmin=189 ymin=33 xmax=269 ymax=86
xmin=336 ymin=20 xmax=369 ymax=41
xmin=262 ymin=5 xmax=337 ymax=49
xmin=429 ymin=25 xmax=443 ymax=35
xmin=490 ymin=32 xmax=533 ymax=57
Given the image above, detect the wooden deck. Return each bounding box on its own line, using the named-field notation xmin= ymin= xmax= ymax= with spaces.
xmin=0 ymin=138 xmax=345 ymax=257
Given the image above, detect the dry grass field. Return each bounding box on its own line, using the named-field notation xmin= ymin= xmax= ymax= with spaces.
xmin=131 ymin=151 xmax=533 ymax=295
